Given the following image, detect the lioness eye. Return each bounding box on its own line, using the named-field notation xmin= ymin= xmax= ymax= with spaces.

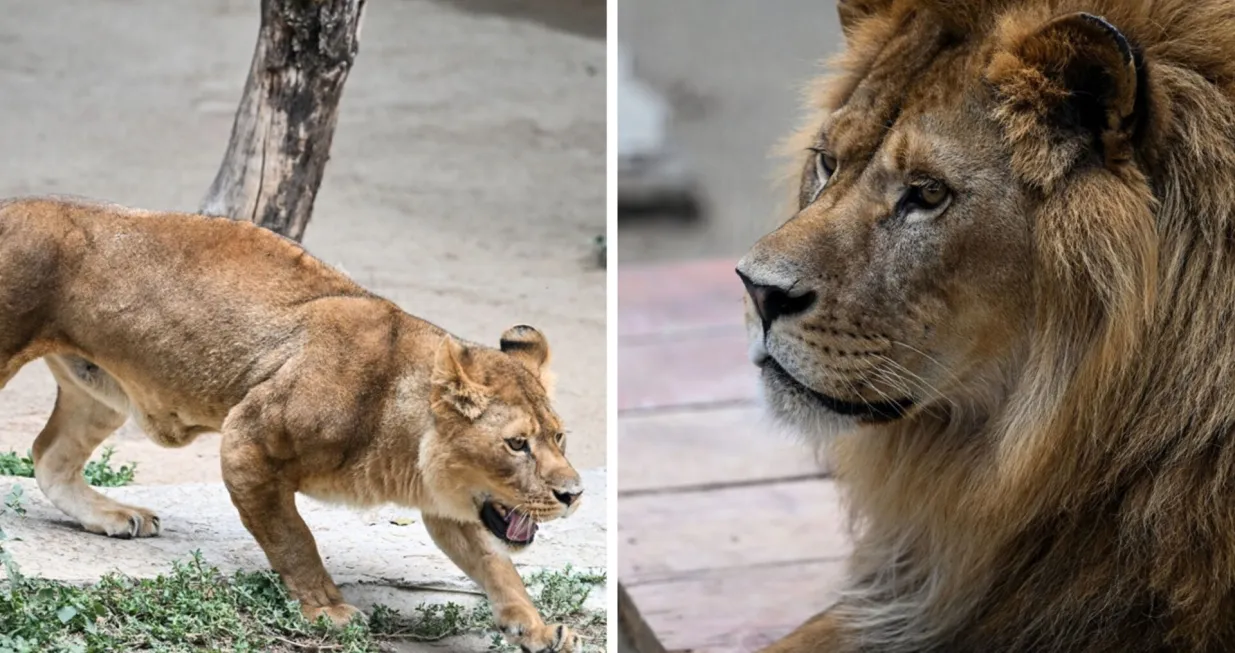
xmin=505 ymin=437 xmax=529 ymax=453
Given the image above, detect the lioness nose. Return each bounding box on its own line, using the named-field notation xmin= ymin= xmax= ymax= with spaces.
xmin=736 ymin=269 xmax=815 ymax=324
xmin=553 ymin=489 xmax=582 ymax=507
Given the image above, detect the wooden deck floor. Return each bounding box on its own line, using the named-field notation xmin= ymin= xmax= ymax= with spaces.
xmin=618 ymin=259 xmax=852 ymax=653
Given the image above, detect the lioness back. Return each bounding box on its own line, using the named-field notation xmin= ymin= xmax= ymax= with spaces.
xmin=0 ymin=196 xmax=387 ymax=408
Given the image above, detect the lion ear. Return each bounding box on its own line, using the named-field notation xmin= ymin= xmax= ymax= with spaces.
xmin=499 ymin=325 xmax=555 ymax=397
xmin=431 ymin=336 xmax=489 ymax=421
xmin=987 ymin=12 xmax=1145 ymax=186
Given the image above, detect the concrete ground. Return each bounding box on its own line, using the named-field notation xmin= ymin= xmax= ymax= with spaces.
xmin=0 ymin=1 xmax=605 ymax=649
xmin=617 ymin=1 xmax=845 ymax=264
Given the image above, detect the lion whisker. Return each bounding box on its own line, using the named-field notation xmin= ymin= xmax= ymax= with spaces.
xmin=887 ymin=340 xmax=966 ymax=391
xmin=871 ymin=354 xmax=959 ymax=417
xmin=867 ymin=362 xmax=955 ymax=420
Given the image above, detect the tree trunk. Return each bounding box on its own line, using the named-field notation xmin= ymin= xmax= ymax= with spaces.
xmin=201 ymin=0 xmax=366 ymax=242
xmin=619 ymin=582 xmax=669 ymax=653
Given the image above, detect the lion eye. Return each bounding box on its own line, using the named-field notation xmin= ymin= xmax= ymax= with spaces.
xmin=908 ymin=179 xmax=950 ymax=210
xmin=815 ymin=150 xmax=838 ymax=183
xmin=803 ymin=149 xmax=839 ymax=207
xmin=505 ymin=437 xmax=529 ymax=453
xmin=554 ymin=432 xmax=566 ymax=451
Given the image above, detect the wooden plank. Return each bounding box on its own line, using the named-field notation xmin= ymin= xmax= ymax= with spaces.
xmin=619 ymin=259 xmax=745 ymax=338
xmin=619 ymin=406 xmax=826 ymax=493
xmin=619 ymin=478 xmax=851 ymax=584
xmin=619 ymin=331 xmax=757 ymax=412
xmin=627 ymin=560 xmax=846 ymax=653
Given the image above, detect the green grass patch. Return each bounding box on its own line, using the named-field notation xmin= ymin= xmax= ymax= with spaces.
xmin=0 ymin=451 xmax=603 ymax=650
xmin=0 ymin=549 xmax=606 ymax=652
xmin=369 ymin=564 xmax=607 ymax=648
xmin=0 ymin=446 xmax=136 ymax=487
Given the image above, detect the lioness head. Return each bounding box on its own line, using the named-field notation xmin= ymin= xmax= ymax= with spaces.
xmin=424 ymin=325 xmax=582 ymax=549
xmin=739 ymin=1 xmax=1157 ymax=435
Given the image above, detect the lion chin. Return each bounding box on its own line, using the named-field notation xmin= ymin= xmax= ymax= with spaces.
xmin=747 ymin=330 xmax=913 ymax=437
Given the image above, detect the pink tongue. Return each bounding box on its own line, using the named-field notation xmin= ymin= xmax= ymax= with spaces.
xmin=505 ymin=510 xmax=537 ymax=542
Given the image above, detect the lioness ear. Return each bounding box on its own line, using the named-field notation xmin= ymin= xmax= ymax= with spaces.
xmin=499 ymin=325 xmax=555 ymax=396
xmin=987 ymin=12 xmax=1145 ymax=187
xmin=431 ymin=336 xmax=489 ymax=421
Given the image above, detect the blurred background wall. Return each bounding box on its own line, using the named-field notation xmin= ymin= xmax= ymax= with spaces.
xmin=618 ymin=1 xmax=845 ymax=264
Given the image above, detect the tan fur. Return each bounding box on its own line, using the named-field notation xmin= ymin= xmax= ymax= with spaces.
xmin=0 ymin=197 xmax=583 ymax=652
xmin=738 ymin=1 xmax=1235 ymax=650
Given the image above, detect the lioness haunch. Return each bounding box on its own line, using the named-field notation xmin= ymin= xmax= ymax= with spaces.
xmin=0 ymin=197 xmax=582 ymax=653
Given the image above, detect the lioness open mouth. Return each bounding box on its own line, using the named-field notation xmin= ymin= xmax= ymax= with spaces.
xmin=480 ymin=500 xmax=538 ymax=545
xmin=762 ymin=357 xmax=914 ymax=423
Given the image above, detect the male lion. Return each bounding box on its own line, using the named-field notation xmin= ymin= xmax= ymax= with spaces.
xmin=0 ymin=197 xmax=583 ymax=652
xmin=737 ymin=0 xmax=1235 ymax=651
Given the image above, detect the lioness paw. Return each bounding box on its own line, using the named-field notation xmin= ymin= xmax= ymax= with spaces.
xmin=505 ymin=622 xmax=576 ymax=653
xmin=303 ymin=602 xmax=366 ymax=628
xmin=83 ymin=505 xmax=161 ymax=538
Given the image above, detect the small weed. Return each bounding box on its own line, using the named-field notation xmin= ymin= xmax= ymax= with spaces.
xmin=0 ymin=447 xmax=135 ymax=487
xmin=0 ymin=484 xmax=20 ymax=585
xmin=0 ymin=451 xmax=33 ymax=478
xmin=81 ymin=448 xmax=136 ymax=487
xmin=3 ymin=486 xmax=24 ymax=516
xmin=593 ymin=234 xmax=607 ymax=268
xmin=367 ymin=565 xmax=607 ymax=650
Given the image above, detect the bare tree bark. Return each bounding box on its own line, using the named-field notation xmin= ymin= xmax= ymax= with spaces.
xmin=201 ymin=0 xmax=366 ymax=242
xmin=619 ymin=582 xmax=669 ymax=653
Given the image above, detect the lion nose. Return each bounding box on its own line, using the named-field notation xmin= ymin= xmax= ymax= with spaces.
xmin=553 ymin=488 xmax=582 ymax=507
xmin=736 ymin=269 xmax=816 ymax=324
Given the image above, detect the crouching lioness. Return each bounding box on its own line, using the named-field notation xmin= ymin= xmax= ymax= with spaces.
xmin=0 ymin=197 xmax=583 ymax=652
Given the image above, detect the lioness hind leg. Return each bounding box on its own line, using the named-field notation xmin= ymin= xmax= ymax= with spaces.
xmin=32 ymin=360 xmax=159 ymax=538
xmin=423 ymin=515 xmax=577 ymax=653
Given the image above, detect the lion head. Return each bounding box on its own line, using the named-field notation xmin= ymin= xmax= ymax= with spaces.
xmin=738 ymin=0 xmax=1159 ymax=439
xmin=422 ymin=325 xmax=582 ymax=550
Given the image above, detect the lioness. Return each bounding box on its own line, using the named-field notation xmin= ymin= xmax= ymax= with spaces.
xmin=0 ymin=197 xmax=582 ymax=652
xmin=739 ymin=0 xmax=1235 ymax=651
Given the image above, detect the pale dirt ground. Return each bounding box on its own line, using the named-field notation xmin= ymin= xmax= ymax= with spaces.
xmin=0 ymin=0 xmax=606 ymax=477
xmin=617 ymin=0 xmax=844 ymax=264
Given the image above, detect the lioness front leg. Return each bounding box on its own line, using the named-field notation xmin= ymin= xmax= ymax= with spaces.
xmin=220 ymin=433 xmax=361 ymax=627
xmin=423 ymin=514 xmax=577 ymax=653
xmin=757 ymin=607 xmax=851 ymax=653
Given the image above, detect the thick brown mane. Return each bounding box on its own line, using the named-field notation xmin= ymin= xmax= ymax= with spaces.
xmin=760 ymin=1 xmax=1235 ymax=651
